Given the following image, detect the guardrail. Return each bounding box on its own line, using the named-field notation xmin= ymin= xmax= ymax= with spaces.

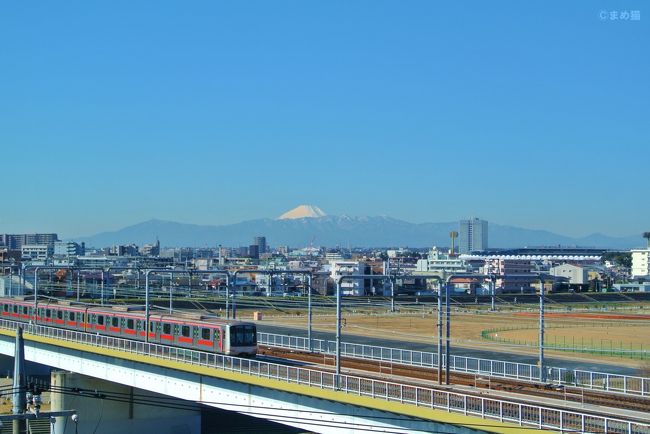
xmin=1 ymin=320 xmax=649 ymax=433
xmin=257 ymin=332 xmax=650 ymax=397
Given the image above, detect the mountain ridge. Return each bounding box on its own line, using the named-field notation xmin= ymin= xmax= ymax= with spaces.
xmin=70 ymin=215 xmax=643 ymax=249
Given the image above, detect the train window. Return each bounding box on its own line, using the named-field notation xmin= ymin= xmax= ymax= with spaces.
xmin=69 ymin=312 xmax=75 ymax=321
xmin=230 ymin=325 xmax=256 ymax=346
xmin=127 ymin=319 xmax=134 ymax=329
xmin=97 ymin=315 xmax=104 ymax=325
xmin=245 ymin=325 xmax=257 ymax=345
xmin=2 ymin=304 xmax=7 ymax=312
xmin=214 ymin=329 xmax=221 ymax=341
xmin=57 ymin=311 xmax=63 ymax=320
xmin=46 ymin=309 xmax=51 ymax=318
xmin=181 ymin=325 xmax=190 ymax=338
xmin=201 ymin=328 xmax=210 ymax=340
xmin=80 ymin=313 xmax=85 ymax=323
xmin=111 ymin=317 xmax=119 ymax=328
xmin=22 ymin=306 xmax=28 ymax=315
xmin=163 ymin=323 xmax=171 ymax=335
xmin=13 ymin=305 xmax=17 ymax=313
xmin=149 ymin=322 xmax=156 ymax=332
xmin=136 ymin=320 xmax=142 ymax=330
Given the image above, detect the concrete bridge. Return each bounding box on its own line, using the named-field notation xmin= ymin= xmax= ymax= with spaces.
xmin=0 ymin=318 xmax=646 ymax=434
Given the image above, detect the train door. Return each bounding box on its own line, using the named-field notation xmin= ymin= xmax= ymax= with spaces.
xmin=95 ymin=314 xmax=107 ymax=331
xmin=177 ymin=324 xmax=192 ymax=348
xmin=220 ymin=327 xmax=228 ymax=354
xmin=44 ymin=308 xmax=52 ymax=324
xmin=54 ymin=309 xmax=64 ymax=326
xmin=66 ymin=310 xmax=78 ymax=329
xmin=135 ymin=320 xmax=145 ymax=341
xmin=147 ymin=321 xmax=159 ymax=343
xmin=77 ymin=311 xmax=87 ymax=331
xmin=108 ymin=316 xmax=121 ymax=335
xmin=161 ymin=322 xmax=173 ymax=343
xmin=124 ymin=317 xmax=137 ymax=337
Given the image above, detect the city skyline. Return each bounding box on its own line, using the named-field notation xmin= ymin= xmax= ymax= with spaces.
xmin=1 ymin=1 xmax=648 ymax=237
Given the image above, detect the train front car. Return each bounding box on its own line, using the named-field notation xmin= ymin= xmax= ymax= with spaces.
xmin=225 ymin=321 xmax=257 ymax=357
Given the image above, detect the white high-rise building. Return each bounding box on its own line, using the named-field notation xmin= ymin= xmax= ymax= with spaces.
xmin=459 ymin=218 xmax=488 ymax=254
xmin=631 ymin=249 xmax=650 ymax=277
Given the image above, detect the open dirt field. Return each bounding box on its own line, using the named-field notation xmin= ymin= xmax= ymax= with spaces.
xmin=258 ymin=308 xmax=650 ymax=368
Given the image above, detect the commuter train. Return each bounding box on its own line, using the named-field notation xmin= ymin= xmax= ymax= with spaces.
xmin=0 ymin=296 xmax=257 ymax=357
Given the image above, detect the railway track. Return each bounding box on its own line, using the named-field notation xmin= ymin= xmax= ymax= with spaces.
xmin=260 ymin=346 xmax=650 ymax=417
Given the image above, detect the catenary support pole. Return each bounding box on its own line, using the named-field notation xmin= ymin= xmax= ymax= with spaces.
xmin=226 ymin=278 xmax=230 ymax=320
xmin=307 ymin=275 xmax=313 ymax=352
xmin=490 ymin=275 xmax=496 ymax=311
xmin=437 ymin=283 xmax=443 ymax=385
xmin=539 ymin=278 xmax=546 ymax=383
xmin=445 ymin=281 xmax=451 ymax=384
xmin=145 ymin=272 xmax=150 ymax=343
xmin=335 ymin=280 xmax=342 ymax=389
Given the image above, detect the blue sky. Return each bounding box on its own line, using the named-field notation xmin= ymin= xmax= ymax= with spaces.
xmin=1 ymin=1 xmax=648 ymax=239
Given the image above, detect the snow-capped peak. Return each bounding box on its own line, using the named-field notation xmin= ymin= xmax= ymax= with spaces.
xmin=278 ymin=205 xmax=327 ymax=220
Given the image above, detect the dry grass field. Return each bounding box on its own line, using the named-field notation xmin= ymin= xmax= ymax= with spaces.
xmin=256 ymin=307 xmax=650 ymax=368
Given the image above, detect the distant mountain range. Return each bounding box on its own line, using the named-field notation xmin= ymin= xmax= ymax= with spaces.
xmin=72 ymin=214 xmax=644 ymax=250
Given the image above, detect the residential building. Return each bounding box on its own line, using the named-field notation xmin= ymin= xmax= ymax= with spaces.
xmin=54 ymin=241 xmax=85 ymax=257
xmin=632 ymin=249 xmax=650 ymax=277
xmin=415 ymin=247 xmax=468 ymax=276
xmin=140 ymin=240 xmax=160 ymax=257
xmin=111 ymin=244 xmax=139 ymax=256
xmin=1 ymin=233 xmax=59 ymax=250
xmin=330 ymin=260 xmax=368 ymax=296
xmin=325 ymin=252 xmax=345 ymax=262
xmin=483 ymin=258 xmax=535 ymax=293
xmin=459 ymin=218 xmax=488 ymax=253
xmin=21 ymin=244 xmax=53 ymax=261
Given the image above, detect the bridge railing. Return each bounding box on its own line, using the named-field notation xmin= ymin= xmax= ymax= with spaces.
xmin=257 ymin=332 xmax=650 ymax=397
xmin=3 ymin=319 xmax=649 ymax=434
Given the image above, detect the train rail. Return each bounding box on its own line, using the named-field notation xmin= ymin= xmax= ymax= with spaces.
xmin=260 ymin=346 xmax=650 ymax=418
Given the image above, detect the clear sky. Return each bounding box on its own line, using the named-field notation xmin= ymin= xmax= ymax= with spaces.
xmin=1 ymin=1 xmax=648 ymax=239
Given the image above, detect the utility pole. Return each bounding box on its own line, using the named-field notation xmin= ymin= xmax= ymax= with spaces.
xmin=6 ymin=328 xmax=79 ymax=432
xmin=13 ymin=327 xmax=26 ymax=434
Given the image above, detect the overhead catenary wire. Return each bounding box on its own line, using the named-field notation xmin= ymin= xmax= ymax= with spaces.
xmin=41 ymin=385 xmax=587 ymax=433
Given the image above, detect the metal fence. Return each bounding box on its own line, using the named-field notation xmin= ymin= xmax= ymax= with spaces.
xmin=0 ymin=319 xmax=647 ymax=433
xmin=258 ymin=332 xmax=650 ymax=397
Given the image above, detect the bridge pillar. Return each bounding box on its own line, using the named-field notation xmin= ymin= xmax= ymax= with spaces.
xmin=50 ymin=371 xmax=201 ymax=434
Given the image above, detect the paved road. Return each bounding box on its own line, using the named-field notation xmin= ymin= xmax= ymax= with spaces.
xmin=257 ymin=323 xmax=642 ymax=377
